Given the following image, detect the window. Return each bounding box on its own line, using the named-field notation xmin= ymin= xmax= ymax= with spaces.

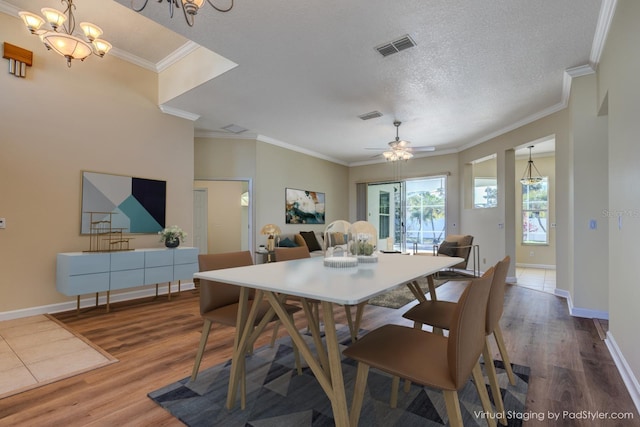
xmin=474 ymin=177 xmax=497 ymax=208
xmin=522 ymin=178 xmax=549 ymax=244
xmin=378 ymin=191 xmax=390 ymax=239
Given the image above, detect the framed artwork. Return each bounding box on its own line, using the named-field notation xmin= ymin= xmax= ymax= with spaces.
xmin=81 ymin=171 xmax=166 ymax=234
xmin=285 ymin=188 xmax=325 ymax=224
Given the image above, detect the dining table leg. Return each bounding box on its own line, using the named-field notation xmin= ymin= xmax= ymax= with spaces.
xmin=263 ymin=292 xmax=351 ymax=427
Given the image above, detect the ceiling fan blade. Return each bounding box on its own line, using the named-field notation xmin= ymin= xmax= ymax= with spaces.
xmin=410 ymin=146 xmax=436 ymax=152
xmin=364 ymin=147 xmax=386 ymax=151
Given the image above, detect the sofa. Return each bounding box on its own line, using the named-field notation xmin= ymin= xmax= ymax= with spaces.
xmin=276 ymin=231 xmax=324 ymax=257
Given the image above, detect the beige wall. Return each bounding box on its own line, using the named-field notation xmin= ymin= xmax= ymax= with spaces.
xmin=194 ymin=138 xmax=350 ymax=249
xmin=597 ymin=0 xmax=640 ymax=389
xmin=256 ymin=142 xmax=349 ymax=246
xmin=0 ymin=13 xmax=194 ymax=313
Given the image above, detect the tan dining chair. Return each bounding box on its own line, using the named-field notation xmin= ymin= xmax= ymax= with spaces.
xmin=402 ymin=256 xmax=515 ymax=425
xmin=343 ymin=272 xmax=497 ymax=427
xmin=191 ymin=251 xmax=302 ymax=381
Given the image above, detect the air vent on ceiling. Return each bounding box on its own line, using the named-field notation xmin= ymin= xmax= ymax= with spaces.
xmin=375 ymin=35 xmax=417 ymax=57
xmin=222 ymin=124 xmax=248 ymax=134
xmin=358 ymin=111 xmax=383 ymax=120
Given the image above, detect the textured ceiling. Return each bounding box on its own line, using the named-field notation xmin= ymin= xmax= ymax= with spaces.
xmin=5 ymin=0 xmax=604 ymax=164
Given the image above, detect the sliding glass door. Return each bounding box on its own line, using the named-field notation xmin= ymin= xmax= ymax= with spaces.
xmin=367 ymin=176 xmax=446 ymax=253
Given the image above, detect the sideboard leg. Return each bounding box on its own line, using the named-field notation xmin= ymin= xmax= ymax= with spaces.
xmin=106 ymin=291 xmax=111 ymax=313
xmin=167 ymin=282 xmax=172 ymax=300
xmin=77 ymin=296 xmax=81 ymax=314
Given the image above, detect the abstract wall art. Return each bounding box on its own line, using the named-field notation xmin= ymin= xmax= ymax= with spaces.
xmin=285 ymin=188 xmax=325 ymax=224
xmin=81 ymin=171 xmax=166 ymax=234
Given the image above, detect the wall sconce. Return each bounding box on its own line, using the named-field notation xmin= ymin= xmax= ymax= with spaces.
xmin=3 ymin=43 xmax=33 ymax=78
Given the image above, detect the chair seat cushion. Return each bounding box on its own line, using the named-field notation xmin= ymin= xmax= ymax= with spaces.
xmin=343 ymin=324 xmax=456 ymax=391
xmin=402 ymin=300 xmax=457 ymax=330
xmin=203 ymin=300 xmax=300 ymax=326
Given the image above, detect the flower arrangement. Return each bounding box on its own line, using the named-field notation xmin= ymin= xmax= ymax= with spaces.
xmin=159 ymin=225 xmax=187 ymax=246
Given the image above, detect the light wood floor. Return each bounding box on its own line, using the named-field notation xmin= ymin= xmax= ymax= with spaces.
xmin=0 ymin=282 xmax=638 ymax=426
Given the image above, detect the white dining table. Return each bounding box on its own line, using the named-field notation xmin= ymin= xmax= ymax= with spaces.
xmin=194 ymin=252 xmax=463 ymax=427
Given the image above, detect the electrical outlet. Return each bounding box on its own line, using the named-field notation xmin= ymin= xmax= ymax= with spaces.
xmin=530 ymin=251 xmax=534 ymax=257
xmin=0 ymin=218 xmax=5 ymax=229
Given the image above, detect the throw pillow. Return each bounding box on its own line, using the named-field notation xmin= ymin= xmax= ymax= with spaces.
xmin=300 ymin=231 xmax=322 ymax=252
xmin=278 ymin=237 xmax=297 ymax=247
xmin=437 ymin=241 xmax=458 ymax=257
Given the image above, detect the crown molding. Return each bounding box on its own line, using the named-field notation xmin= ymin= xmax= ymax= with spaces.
xmin=108 ymin=47 xmax=157 ymax=72
xmin=590 ymin=0 xmax=618 ymax=69
xmin=195 ymin=130 xmax=258 ymax=140
xmin=156 ymin=41 xmax=200 ymax=72
xmin=159 ymin=105 xmax=200 ymax=121
xmin=256 ymin=135 xmax=349 ymax=166
xmin=0 ymin=0 xmax=18 ymax=15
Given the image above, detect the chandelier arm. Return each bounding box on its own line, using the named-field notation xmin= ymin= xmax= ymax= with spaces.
xmin=61 ymin=0 xmax=76 ymax=35
xmin=207 ymin=0 xmax=234 ymax=12
xmin=130 ymin=0 xmax=151 ymax=13
xmin=182 ymin=3 xmax=195 ymax=26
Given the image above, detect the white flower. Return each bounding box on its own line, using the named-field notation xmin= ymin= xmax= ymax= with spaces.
xmin=158 ymin=225 xmax=187 ymax=243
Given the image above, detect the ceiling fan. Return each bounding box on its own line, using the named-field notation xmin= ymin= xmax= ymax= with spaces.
xmin=366 ymin=121 xmax=435 ymax=161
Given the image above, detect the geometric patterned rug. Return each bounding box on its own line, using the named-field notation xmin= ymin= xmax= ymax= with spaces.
xmin=149 ymin=326 xmax=529 ymax=426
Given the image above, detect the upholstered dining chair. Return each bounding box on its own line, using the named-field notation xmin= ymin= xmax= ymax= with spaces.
xmin=402 ymin=256 xmax=515 ymax=425
xmin=191 ymin=251 xmax=301 ymax=381
xmin=343 ymin=272 xmax=497 ymax=427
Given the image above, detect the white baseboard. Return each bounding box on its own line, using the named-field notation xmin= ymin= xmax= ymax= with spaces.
xmin=605 ymin=331 xmax=640 ymax=415
xmin=554 ymin=288 xmax=609 ymax=320
xmin=0 ymin=282 xmax=195 ymax=321
xmin=515 ymin=263 xmax=556 ymax=269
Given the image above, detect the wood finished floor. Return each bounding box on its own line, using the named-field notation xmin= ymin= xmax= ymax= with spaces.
xmin=0 ymin=283 xmax=638 ymax=426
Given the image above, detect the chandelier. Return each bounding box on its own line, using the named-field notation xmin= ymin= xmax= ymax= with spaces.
xmin=131 ymin=0 xmax=234 ymax=27
xmin=19 ymin=0 xmax=112 ymax=68
xmin=383 ymin=121 xmax=414 ymax=162
xmin=520 ymin=145 xmax=543 ymax=185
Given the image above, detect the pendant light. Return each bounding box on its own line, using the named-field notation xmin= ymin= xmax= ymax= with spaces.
xmin=520 ymin=146 xmax=543 ymax=185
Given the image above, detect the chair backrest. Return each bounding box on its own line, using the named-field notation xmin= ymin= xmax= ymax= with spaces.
xmin=442 ymin=234 xmax=474 ymax=264
xmin=447 ymin=266 xmax=494 ymax=389
xmin=198 ymin=251 xmax=253 ymax=315
xmin=486 ymin=255 xmax=511 ymax=335
xmin=274 ymin=246 xmax=310 ymax=262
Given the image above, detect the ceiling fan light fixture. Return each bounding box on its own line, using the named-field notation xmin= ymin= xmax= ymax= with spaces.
xmin=132 ymin=0 xmax=234 ymax=27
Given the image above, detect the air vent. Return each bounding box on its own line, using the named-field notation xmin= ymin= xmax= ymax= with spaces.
xmin=222 ymin=124 xmax=248 ymax=134
xmin=375 ymin=35 xmax=417 ymax=57
xmin=358 ymin=111 xmax=383 ymax=121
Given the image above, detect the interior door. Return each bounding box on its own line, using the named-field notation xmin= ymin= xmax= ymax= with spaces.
xmin=193 ymin=188 xmax=208 ymax=255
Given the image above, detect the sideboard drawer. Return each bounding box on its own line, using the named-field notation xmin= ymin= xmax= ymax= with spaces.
xmin=111 ymin=251 xmax=144 ymax=271
xmin=110 ymin=269 xmax=145 ymax=290
xmin=144 ymin=266 xmax=173 ymax=284
xmin=145 ymin=250 xmax=174 ymax=267
xmin=63 ymin=273 xmax=110 ymax=295
xmin=174 ymin=262 xmax=199 ymax=281
xmin=174 ymin=248 xmax=198 ymax=265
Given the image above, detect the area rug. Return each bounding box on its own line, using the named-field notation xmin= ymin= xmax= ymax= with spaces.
xmin=368 ymin=277 xmax=449 ymax=309
xmin=149 ymin=327 xmax=529 ymax=426
xmin=0 ymin=314 xmax=118 ymax=399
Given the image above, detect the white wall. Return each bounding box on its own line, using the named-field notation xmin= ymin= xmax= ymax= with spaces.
xmin=597 ymin=0 xmax=640 ymax=398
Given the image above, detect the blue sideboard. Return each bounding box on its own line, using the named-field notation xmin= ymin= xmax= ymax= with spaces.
xmin=57 ymin=247 xmax=199 ymax=312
